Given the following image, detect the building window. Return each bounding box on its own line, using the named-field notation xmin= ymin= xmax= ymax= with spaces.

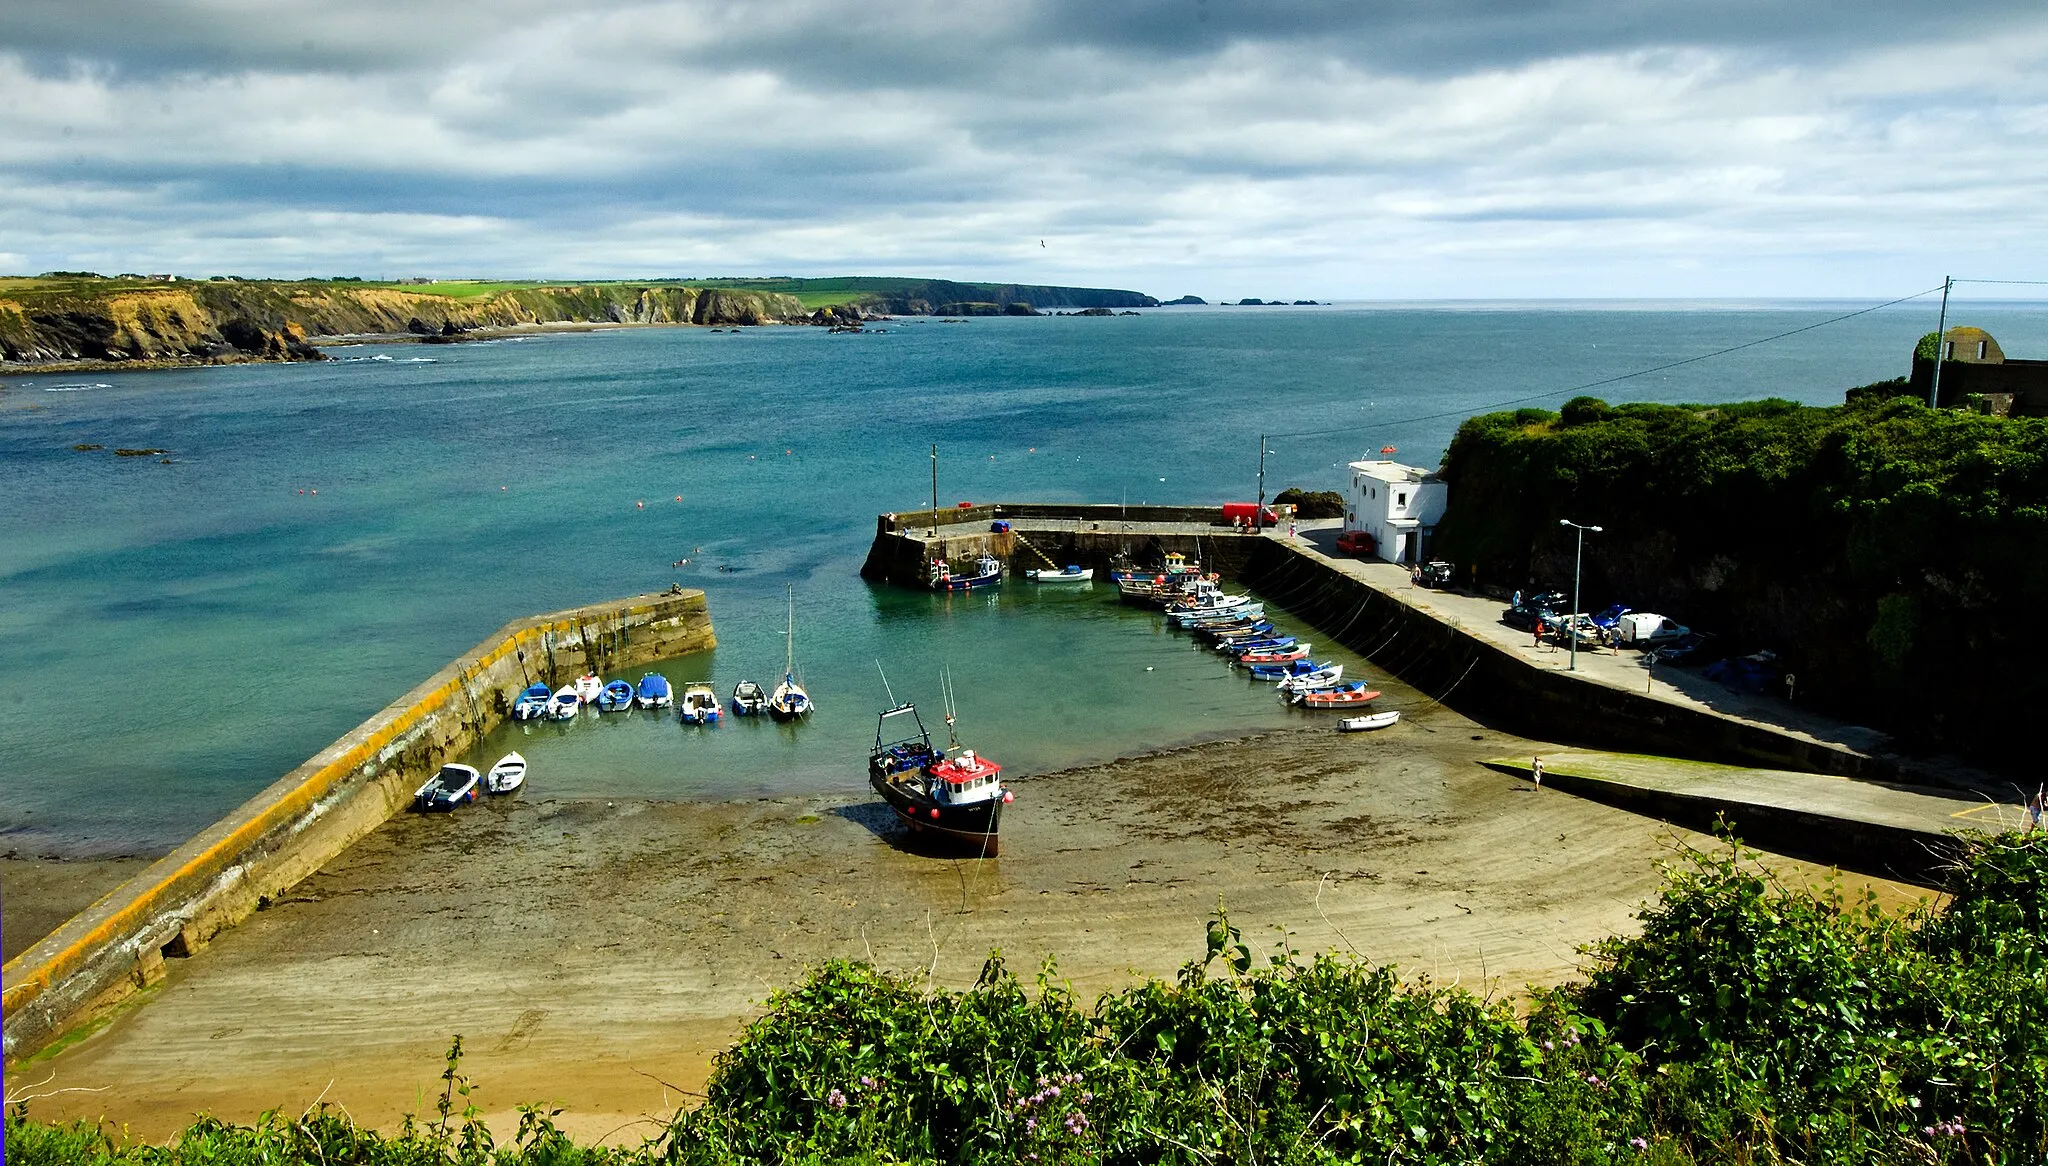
xmin=1397 ymin=492 xmax=1407 ymax=507
xmin=1978 ymin=340 xmax=1988 ymax=359
xmin=1944 ymin=341 xmax=1954 ymax=360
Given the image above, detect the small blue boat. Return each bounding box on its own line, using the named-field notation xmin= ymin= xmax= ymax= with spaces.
xmin=597 ymin=679 xmax=636 ymax=712
xmin=1249 ymin=658 xmax=1328 ymax=681
xmin=1222 ymin=636 xmax=1296 ymax=657
xmin=511 ymin=682 xmax=552 ymax=721
xmin=635 ymin=673 xmax=673 ymax=709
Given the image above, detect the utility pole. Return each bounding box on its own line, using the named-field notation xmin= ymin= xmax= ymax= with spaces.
xmin=1255 ymin=433 xmax=1267 ymax=533
xmin=1560 ymin=518 xmax=1602 ymax=672
xmin=1928 ymin=276 xmax=1952 ymax=409
xmin=929 ymin=443 xmax=939 ymax=537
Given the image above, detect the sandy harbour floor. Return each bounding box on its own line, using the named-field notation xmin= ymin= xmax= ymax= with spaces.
xmin=12 ymin=709 xmax=1927 ymax=1144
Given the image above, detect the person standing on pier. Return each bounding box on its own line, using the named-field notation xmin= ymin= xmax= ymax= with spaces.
xmin=2027 ymin=785 xmax=2044 ymax=833
xmin=1533 ymin=757 xmax=1544 ymax=788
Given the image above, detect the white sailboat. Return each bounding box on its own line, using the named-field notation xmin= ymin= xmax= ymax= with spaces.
xmin=767 ymin=585 xmax=812 ymax=722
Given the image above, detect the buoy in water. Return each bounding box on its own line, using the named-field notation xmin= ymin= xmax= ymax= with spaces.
xmin=637 ymin=501 xmax=644 ymax=509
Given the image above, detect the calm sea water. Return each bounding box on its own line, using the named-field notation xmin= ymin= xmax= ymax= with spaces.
xmin=5 ymin=302 xmax=2043 ymax=856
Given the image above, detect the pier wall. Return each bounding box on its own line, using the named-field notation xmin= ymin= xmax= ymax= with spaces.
xmin=1236 ymin=542 xmax=1898 ymax=781
xmin=860 ymin=503 xmax=1257 ymax=588
xmin=2 ymin=589 xmax=715 ymax=1064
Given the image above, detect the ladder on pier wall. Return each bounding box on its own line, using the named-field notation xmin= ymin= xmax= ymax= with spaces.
xmin=1009 ymin=529 xmax=1061 ymax=570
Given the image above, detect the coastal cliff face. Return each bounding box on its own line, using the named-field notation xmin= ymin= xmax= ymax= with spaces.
xmin=0 ymin=280 xmax=809 ymax=367
xmin=1430 ymin=393 xmax=2048 ymax=769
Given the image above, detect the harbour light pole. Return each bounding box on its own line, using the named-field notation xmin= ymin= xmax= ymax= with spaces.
xmin=1928 ymin=275 xmax=1952 ymax=409
xmin=1559 ymin=518 xmax=1602 ymax=672
xmin=1255 ymin=433 xmax=1268 ymax=533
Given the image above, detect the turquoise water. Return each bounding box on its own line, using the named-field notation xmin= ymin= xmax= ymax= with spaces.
xmin=5 ymin=303 xmax=2043 ymax=855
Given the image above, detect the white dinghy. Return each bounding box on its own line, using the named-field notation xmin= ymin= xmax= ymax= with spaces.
xmin=486 ymin=751 xmax=527 ymax=793
xmin=1337 ymin=711 xmax=1401 ymax=733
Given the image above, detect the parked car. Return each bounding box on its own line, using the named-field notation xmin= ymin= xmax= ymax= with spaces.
xmin=1335 ymin=529 xmax=1375 ymax=556
xmin=1414 ymin=561 xmax=1454 ymax=588
xmin=1590 ymin=603 xmax=1634 ymax=629
xmin=1612 ymin=612 xmax=1691 ymax=646
xmin=1549 ymin=613 xmax=1604 ymax=647
xmin=1653 ymin=631 xmax=1715 ymax=664
xmin=1501 ymin=603 xmax=1557 ymax=632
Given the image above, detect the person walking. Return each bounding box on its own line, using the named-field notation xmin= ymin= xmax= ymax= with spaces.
xmin=2028 ymin=785 xmax=2044 ymax=833
xmin=1532 ymin=756 xmax=1544 ymax=788
xmin=1533 ymin=618 xmax=1545 ymax=649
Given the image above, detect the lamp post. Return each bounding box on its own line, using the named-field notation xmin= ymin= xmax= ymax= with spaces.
xmin=1559 ymin=518 xmax=1602 ymax=671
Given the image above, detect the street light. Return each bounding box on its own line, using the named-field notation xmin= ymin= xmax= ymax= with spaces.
xmin=1559 ymin=518 xmax=1602 ymax=671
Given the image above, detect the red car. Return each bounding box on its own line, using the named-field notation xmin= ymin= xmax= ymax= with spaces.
xmin=1335 ymin=530 xmax=1375 ymax=556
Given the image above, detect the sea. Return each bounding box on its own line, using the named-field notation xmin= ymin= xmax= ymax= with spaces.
xmin=6 ymin=301 xmax=2045 ymax=858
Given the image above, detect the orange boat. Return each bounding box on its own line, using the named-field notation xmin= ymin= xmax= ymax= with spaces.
xmin=1298 ymin=687 xmax=1381 ymax=709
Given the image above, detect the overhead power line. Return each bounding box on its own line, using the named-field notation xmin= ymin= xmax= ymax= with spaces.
xmin=1264 ymin=284 xmax=1950 ymax=443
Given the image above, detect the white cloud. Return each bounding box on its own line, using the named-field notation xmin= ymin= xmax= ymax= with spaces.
xmin=1 ymin=2 xmax=2046 ymax=295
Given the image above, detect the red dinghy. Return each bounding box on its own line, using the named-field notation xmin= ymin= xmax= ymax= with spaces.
xmin=1237 ymin=644 xmax=1310 ymax=665
xmin=1299 ymin=687 xmax=1381 ymax=708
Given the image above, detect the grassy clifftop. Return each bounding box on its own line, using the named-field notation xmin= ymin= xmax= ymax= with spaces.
xmin=0 ymin=278 xmax=816 ymax=366
xmin=0 ymin=275 xmax=1160 ymax=368
xmin=1431 ymin=391 xmax=2048 ymax=763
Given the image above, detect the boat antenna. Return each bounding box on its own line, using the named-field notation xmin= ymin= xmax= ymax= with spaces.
xmin=875 ymin=659 xmax=897 ymax=707
xmin=940 ymin=666 xmax=960 ymax=750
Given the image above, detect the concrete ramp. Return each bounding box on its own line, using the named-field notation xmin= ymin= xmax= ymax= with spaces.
xmin=1481 ymin=751 xmax=2012 ymax=887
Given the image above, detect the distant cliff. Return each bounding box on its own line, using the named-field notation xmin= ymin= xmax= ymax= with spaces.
xmin=0 ymin=279 xmax=813 ymax=367
xmin=686 ymin=276 xmax=1158 ymax=315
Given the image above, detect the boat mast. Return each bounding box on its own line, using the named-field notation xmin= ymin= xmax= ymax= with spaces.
xmin=784 ymin=584 xmax=796 ymax=680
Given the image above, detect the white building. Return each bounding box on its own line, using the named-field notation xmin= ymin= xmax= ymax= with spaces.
xmin=1342 ymin=460 xmax=1448 ymax=564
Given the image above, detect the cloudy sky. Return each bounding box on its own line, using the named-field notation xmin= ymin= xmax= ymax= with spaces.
xmin=4 ymin=0 xmax=2046 ymax=298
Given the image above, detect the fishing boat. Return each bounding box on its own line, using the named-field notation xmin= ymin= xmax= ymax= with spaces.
xmin=768 ymin=586 xmax=813 ymax=722
xmin=1025 ymin=565 xmax=1091 ymax=583
xmin=679 ymin=684 xmax=722 ymax=724
xmin=572 ymin=670 xmax=604 ymax=705
xmin=548 ymin=686 xmax=581 ymax=720
xmin=414 ymin=763 xmax=480 ymax=811
xmin=1295 ymin=684 xmax=1381 ymax=709
xmin=1193 ymin=618 xmax=1273 ymax=642
xmin=1219 ymin=636 xmax=1296 ymax=657
xmin=596 ymin=679 xmax=636 ymax=712
xmin=511 ymin=682 xmax=552 ymax=721
xmin=1237 ymin=644 xmax=1311 ymax=665
xmin=731 ymin=679 xmax=767 ymax=716
xmin=866 ymin=698 xmax=1010 ymax=856
xmin=1274 ymin=664 xmax=1345 ymax=691
xmin=1109 ymin=550 xmax=1199 ymax=587
xmin=635 ymin=672 xmax=673 ymax=709
xmin=485 ymin=752 xmax=527 ymax=793
xmin=930 ymin=553 xmax=1002 ymax=591
xmin=1338 ymin=711 xmax=1401 ymax=732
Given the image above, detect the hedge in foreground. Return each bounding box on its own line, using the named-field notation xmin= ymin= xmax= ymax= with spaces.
xmin=11 ymin=831 xmax=2047 ymax=1164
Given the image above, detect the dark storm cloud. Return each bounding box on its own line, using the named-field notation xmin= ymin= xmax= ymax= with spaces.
xmin=2 ymin=1 xmax=2045 ymax=294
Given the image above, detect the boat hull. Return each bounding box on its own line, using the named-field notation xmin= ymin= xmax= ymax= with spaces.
xmin=867 ymin=772 xmax=1004 ymax=855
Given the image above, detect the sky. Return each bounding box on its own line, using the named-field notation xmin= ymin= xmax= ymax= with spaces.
xmin=4 ymin=0 xmax=2047 ymax=299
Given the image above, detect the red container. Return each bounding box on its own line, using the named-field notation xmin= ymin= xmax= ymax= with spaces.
xmin=1222 ymin=502 xmax=1279 ymax=525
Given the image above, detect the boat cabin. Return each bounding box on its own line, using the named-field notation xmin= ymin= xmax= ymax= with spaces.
xmin=928 ymin=749 xmax=1004 ymax=803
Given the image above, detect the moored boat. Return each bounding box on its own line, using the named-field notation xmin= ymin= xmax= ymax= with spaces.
xmin=596 ymin=679 xmax=636 ymax=712
xmin=1295 ymin=684 xmax=1381 ymax=709
xmin=485 ymin=752 xmax=527 ymax=793
xmin=511 ymin=682 xmax=552 ymax=721
xmin=548 ymin=686 xmax=581 ymax=720
xmin=930 ymin=553 xmax=1003 ymax=591
xmin=1338 ymin=711 xmax=1401 ymax=732
xmin=1237 ymin=644 xmax=1311 ymax=665
xmin=679 ymin=684 xmax=722 ymax=724
xmin=572 ymin=670 xmax=604 ymax=706
xmin=866 ymin=701 xmax=1010 ymax=855
xmin=1273 ymin=664 xmax=1345 ymax=691
xmin=767 ymin=586 xmax=813 ymax=722
xmin=635 ymin=672 xmax=673 ymax=709
xmin=414 ymin=763 xmax=481 ymax=811
xmin=1025 ymin=564 xmax=1091 ymax=583
xmin=731 ymin=679 xmax=767 ymax=716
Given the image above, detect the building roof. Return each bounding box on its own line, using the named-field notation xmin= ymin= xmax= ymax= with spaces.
xmin=1348 ymin=459 xmax=1439 ymax=484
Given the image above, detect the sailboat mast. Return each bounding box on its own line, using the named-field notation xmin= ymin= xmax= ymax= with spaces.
xmin=784 ymin=585 xmax=795 ymax=676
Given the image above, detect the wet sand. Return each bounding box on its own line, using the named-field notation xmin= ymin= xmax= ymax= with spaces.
xmin=2 ymin=855 xmax=154 ymax=963
xmin=18 ymin=711 xmax=1927 ymax=1143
